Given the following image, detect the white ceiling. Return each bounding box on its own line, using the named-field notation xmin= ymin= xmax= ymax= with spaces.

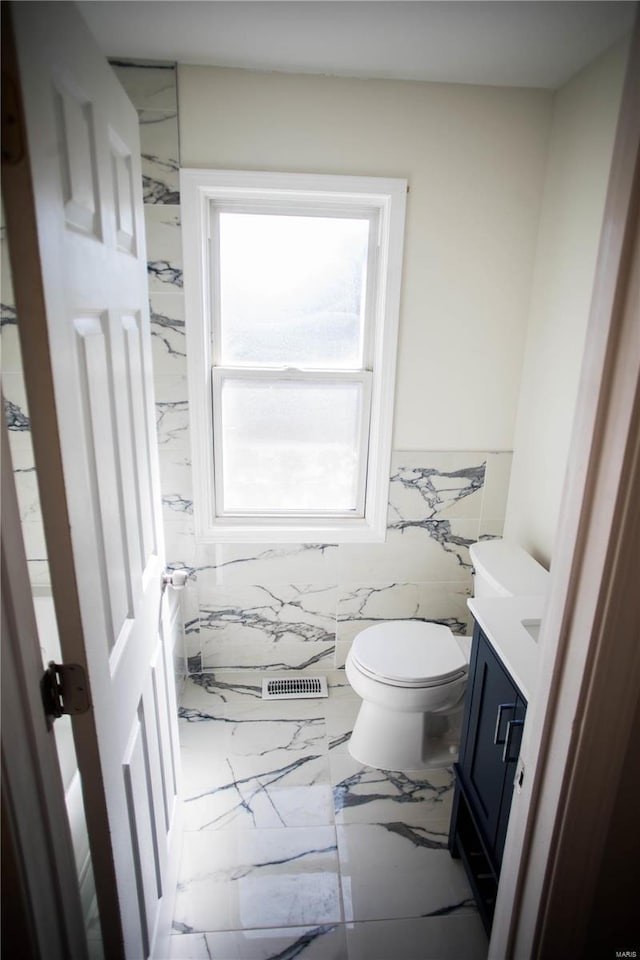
xmin=76 ymin=1 xmax=635 ymax=90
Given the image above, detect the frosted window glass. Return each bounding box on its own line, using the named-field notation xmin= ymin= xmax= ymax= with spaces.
xmin=219 ymin=213 xmax=369 ymax=368
xmin=219 ymin=379 xmax=362 ymax=512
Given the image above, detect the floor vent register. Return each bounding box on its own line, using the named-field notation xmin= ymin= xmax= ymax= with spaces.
xmin=261 ymin=676 xmax=329 ymax=700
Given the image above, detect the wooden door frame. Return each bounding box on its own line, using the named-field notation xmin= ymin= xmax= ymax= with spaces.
xmin=2 ymin=4 xmax=638 ymax=959
xmin=490 ymin=15 xmax=640 ymax=958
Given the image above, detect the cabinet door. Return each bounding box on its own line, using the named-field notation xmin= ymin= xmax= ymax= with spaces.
xmin=460 ymin=628 xmax=524 ymax=863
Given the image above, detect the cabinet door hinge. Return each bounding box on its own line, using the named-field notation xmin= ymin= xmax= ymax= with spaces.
xmin=41 ymin=661 xmax=90 ymax=729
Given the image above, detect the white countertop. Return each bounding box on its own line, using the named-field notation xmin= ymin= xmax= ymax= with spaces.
xmin=467 ymin=595 xmax=547 ymax=702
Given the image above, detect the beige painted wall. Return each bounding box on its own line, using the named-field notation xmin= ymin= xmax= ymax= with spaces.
xmin=503 ymin=42 xmax=628 ymax=567
xmin=178 ymin=66 xmax=551 ymax=450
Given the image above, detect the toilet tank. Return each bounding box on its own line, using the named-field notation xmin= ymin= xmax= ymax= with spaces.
xmin=469 ymin=539 xmax=549 ymax=598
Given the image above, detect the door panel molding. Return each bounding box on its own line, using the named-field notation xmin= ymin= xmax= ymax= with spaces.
xmin=4 ymin=3 xmax=182 ymax=956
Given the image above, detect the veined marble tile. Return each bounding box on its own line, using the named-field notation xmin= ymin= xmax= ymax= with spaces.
xmin=1 ymin=239 xmax=15 ymax=307
xmin=180 ymin=670 xmax=353 ymax=711
xmin=173 ymin=827 xmax=342 ymax=931
xmin=155 ymin=399 xmax=190 ymax=452
xmin=196 ymin=542 xmax=339 ymax=588
xmin=0 ymin=304 xmax=21 ymax=374
xmin=336 ymin=520 xmax=479 ymax=585
xmin=325 ymin=699 xmax=360 ymax=757
xmin=163 ymin=518 xmax=197 ymax=569
xmin=179 ymin=703 xmax=332 ymax=830
xmin=345 ymin=916 xmax=487 ymax=960
xmin=325 ymin=671 xmax=359 ymax=701
xmin=110 ymin=61 xmax=177 ymax=111
xmin=155 ymin=376 xmax=190 ymax=454
xmin=175 ymin=575 xmax=199 ymax=632
xmin=149 ymin=292 xmax=186 ymax=373
xmin=181 ymin=672 xmax=264 ymax=705
xmin=389 ymin=452 xmax=486 ymax=522
xmin=4 ymin=395 xmax=30 ymax=437
xmin=3 ymin=376 xmax=41 ymax=507
xmin=145 ymin=205 xmax=182 ymax=290
xmin=331 ymin=759 xmax=454 ymax=828
xmin=1 ymin=211 xmax=17 ymax=359
xmin=174 ymin=652 xmax=187 ymax=697
xmin=197 ymin=584 xmax=337 ymax=640
xmin=162 ymin=519 xmax=196 ymax=569
xmin=180 ymin=750 xmax=331 ymax=823
xmin=180 ymin=676 xmax=309 ymax=711
xmin=188 ymin=653 xmax=203 ymax=674
xmin=185 ymin=631 xmax=201 ymax=669
xmin=180 ymin=697 xmax=327 ymax=759
xmin=333 ymin=642 xmax=352 ymax=670
xmin=3 ymin=370 xmax=30 ymax=421
xmin=199 ymin=583 xmax=337 ymax=670
xmin=477 ymin=518 xmax=505 ymax=540
xmin=21 ymin=520 xmax=48 ymax=565
xmin=337 ymin=823 xmax=474 ymax=923
xmin=158 ymin=450 xmax=193 ymax=519
xmin=336 ymin=581 xmax=472 ymax=644
xmin=200 ymin=631 xmax=335 ymax=673
xmin=6 ymin=428 xmax=36 ymax=475
xmin=178 ymin=601 xmax=200 ymax=668
xmin=13 ymin=464 xmax=42 ymax=525
xmin=323 ymin=673 xmax=361 ymax=755
xmin=168 ymin=925 xmax=348 ymax=960
xmin=139 ymin=111 xmax=179 ymax=203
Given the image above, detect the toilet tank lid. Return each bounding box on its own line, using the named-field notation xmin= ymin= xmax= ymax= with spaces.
xmin=469 ymin=539 xmax=549 ymax=597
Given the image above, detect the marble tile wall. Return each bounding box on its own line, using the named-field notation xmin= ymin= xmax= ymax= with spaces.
xmin=191 ymin=451 xmax=512 ymax=673
xmin=108 ymin=61 xmax=514 ymax=677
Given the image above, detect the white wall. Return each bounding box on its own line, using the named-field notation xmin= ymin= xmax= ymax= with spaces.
xmin=503 ymin=42 xmax=628 ymax=566
xmin=178 ymin=66 xmax=552 ymax=451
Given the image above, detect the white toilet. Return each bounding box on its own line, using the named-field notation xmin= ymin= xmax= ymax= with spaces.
xmin=345 ymin=538 xmax=549 ymax=770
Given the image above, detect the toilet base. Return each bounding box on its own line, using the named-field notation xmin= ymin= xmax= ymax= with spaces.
xmin=348 ymin=700 xmax=460 ymax=771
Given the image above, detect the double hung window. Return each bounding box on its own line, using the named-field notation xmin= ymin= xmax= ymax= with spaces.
xmin=181 ymin=170 xmax=406 ymax=542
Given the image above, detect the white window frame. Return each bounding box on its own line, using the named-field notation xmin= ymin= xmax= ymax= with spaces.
xmin=181 ymin=169 xmax=406 ymax=543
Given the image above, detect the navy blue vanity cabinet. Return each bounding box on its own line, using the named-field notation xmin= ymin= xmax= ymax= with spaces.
xmin=449 ymin=621 xmax=527 ymax=932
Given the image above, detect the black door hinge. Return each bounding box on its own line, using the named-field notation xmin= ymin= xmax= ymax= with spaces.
xmin=41 ymin=661 xmax=90 ymax=730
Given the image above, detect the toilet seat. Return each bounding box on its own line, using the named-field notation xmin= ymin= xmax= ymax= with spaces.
xmin=351 ymin=621 xmax=468 ymax=688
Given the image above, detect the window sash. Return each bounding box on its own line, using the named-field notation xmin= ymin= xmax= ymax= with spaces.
xmin=211 ymin=367 xmax=373 ymax=518
xmin=210 ymin=201 xmax=380 ymax=371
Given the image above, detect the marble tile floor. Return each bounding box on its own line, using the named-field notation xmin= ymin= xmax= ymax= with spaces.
xmin=170 ymin=671 xmax=488 ymax=960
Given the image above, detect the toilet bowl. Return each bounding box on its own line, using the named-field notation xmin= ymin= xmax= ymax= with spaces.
xmin=345 ymin=620 xmax=469 ymax=770
xmin=345 ymin=539 xmax=549 ymax=772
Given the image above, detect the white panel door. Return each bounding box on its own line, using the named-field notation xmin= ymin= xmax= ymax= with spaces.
xmin=6 ymin=4 xmax=181 ymax=957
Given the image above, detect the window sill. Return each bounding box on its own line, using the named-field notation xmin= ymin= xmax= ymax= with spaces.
xmin=195 ymin=516 xmax=388 ymax=545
